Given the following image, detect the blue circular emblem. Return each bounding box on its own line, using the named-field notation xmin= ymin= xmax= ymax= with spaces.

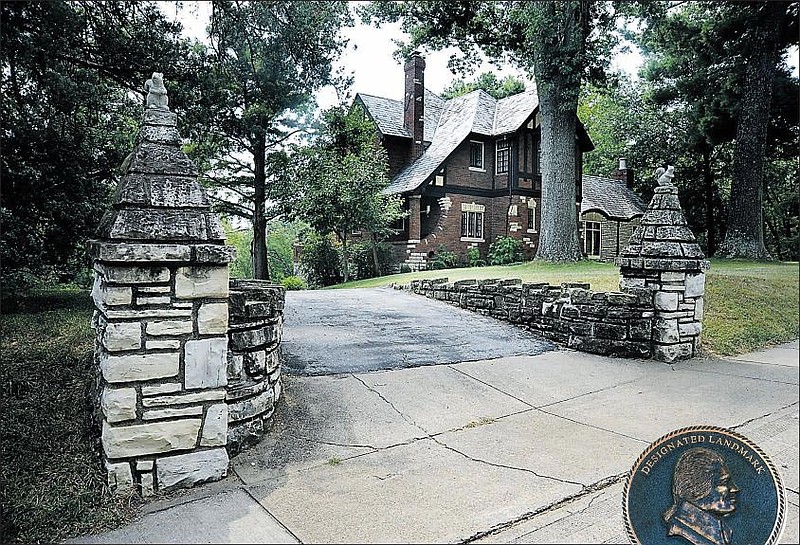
xmin=624 ymin=426 xmax=786 ymax=545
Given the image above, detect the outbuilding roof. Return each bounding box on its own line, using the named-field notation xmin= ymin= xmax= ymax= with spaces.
xmin=581 ymin=175 xmax=647 ymax=221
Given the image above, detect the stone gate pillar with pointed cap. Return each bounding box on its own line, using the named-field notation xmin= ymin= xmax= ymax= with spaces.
xmin=617 ymin=167 xmax=710 ymax=363
xmin=89 ymin=73 xmax=236 ymax=495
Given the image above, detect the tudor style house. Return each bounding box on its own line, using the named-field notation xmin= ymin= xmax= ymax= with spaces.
xmin=356 ymin=53 xmax=644 ymax=270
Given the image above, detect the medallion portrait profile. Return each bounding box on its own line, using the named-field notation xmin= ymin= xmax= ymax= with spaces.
xmin=663 ymin=447 xmax=740 ymax=545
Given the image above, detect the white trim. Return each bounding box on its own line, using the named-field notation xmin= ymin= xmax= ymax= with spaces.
xmin=460 ymin=237 xmax=485 ymax=243
xmin=495 ymin=139 xmax=510 ymax=175
xmin=469 ymin=140 xmax=484 ymax=170
xmin=461 ymin=202 xmax=485 ymax=213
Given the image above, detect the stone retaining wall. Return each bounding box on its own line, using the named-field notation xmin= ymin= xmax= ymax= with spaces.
xmin=226 ymin=280 xmax=285 ymax=456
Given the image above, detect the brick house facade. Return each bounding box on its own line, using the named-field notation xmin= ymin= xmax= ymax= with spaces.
xmin=356 ymin=53 xmax=644 ymax=270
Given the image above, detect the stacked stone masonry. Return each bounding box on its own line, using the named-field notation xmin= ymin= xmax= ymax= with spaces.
xmin=400 ymin=180 xmax=708 ymax=363
xmin=226 ymin=280 xmax=285 ymax=456
xmin=90 ymin=79 xmax=284 ymax=497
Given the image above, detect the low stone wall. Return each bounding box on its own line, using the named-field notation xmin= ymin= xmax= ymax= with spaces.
xmin=401 ymin=278 xmax=654 ymax=358
xmin=226 ymin=280 xmax=285 ymax=456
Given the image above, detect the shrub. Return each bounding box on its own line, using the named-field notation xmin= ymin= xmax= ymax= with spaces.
xmin=281 ymin=275 xmax=307 ymax=290
xmin=350 ymin=240 xmax=399 ymax=280
xmin=428 ymin=245 xmax=460 ymax=270
xmin=399 ymin=263 xmax=412 ymax=273
xmin=299 ymin=232 xmax=342 ymax=287
xmin=466 ymin=247 xmax=485 ymax=268
xmin=488 ymin=236 xmax=524 ymax=265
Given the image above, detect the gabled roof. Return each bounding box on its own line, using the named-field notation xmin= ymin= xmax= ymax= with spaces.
xmin=362 ymin=88 xmax=540 ymax=194
xmin=581 ymin=175 xmax=647 ymax=221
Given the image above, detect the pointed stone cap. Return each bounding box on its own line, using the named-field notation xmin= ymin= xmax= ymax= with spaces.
xmin=95 ymin=80 xmax=224 ymax=244
xmin=616 ymin=185 xmax=709 ymax=272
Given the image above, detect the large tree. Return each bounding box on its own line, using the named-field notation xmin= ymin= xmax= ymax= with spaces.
xmin=0 ymin=1 xmax=190 ymax=290
xmin=362 ymin=1 xmax=616 ymax=261
xmin=717 ymin=1 xmax=798 ymax=258
xmin=290 ymin=105 xmax=403 ymax=283
xmin=442 ymin=72 xmax=525 ymax=100
xmin=194 ymin=1 xmax=352 ymax=280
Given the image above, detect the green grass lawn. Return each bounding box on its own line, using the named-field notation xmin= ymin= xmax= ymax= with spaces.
xmin=0 ymin=289 xmax=142 ymax=543
xmin=0 ymin=259 xmax=796 ymax=541
xmin=331 ymin=258 xmax=800 ymax=356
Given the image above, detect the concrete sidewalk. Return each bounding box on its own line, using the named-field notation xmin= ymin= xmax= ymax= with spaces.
xmin=71 ymin=341 xmax=799 ymax=544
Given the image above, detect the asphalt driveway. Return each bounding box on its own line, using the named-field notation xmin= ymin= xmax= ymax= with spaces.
xmin=280 ymin=287 xmax=555 ymax=375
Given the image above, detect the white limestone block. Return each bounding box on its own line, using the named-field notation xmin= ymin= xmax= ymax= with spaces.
xmin=184 ymin=338 xmax=227 ymax=389
xmin=101 ymin=387 xmax=137 ymax=423
xmin=142 ymin=389 xmax=225 ymax=407
xmin=679 ymin=322 xmax=703 ymax=337
xmin=95 ymin=263 xmax=170 ymax=285
xmin=685 ymin=272 xmax=706 ymax=298
xmin=106 ymin=460 xmax=134 ymax=491
xmin=102 ymin=418 xmax=201 ymax=458
xmin=143 ymin=406 xmax=203 ymax=421
xmin=694 ymin=298 xmax=704 ymax=321
xmin=146 ymin=339 xmax=181 ymax=350
xmin=103 ymin=322 xmax=142 ymax=352
xmin=174 ymin=266 xmax=229 ymax=299
xmin=100 ymin=352 xmax=179 ymax=383
xmin=141 ymin=382 xmax=182 ymax=396
xmin=146 ymin=320 xmax=193 ymax=336
xmin=197 ymin=302 xmax=229 ymax=335
xmin=654 ymin=291 xmax=679 ymax=311
xmin=92 ymin=275 xmax=132 ymax=307
xmin=156 ymin=448 xmax=229 ymax=491
xmin=200 ymin=404 xmax=228 ymax=447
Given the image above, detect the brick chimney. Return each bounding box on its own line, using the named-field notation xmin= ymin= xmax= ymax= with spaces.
xmin=613 ymin=157 xmax=635 ymax=189
xmin=404 ymin=52 xmax=425 ymax=159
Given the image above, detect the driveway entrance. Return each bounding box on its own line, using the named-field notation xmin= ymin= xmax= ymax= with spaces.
xmin=281 ymin=287 xmax=555 ymax=375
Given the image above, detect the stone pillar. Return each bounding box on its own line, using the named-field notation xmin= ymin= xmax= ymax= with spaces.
xmin=226 ymin=280 xmax=285 ymax=456
xmin=408 ymin=195 xmax=422 ymax=242
xmin=89 ymin=75 xmax=235 ymax=494
xmin=617 ymin=169 xmax=709 ymax=363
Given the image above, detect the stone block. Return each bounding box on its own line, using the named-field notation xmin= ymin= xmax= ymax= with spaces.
xmin=229 ymin=389 xmax=274 ymax=422
xmin=137 ymin=460 xmax=154 ymax=471
xmin=606 ymin=292 xmax=637 ymax=305
xmin=156 ymin=448 xmax=228 ymax=491
xmin=200 ymin=404 xmax=228 ymax=447
xmin=102 ymin=418 xmax=201 ymax=458
xmin=192 ymin=245 xmax=236 ymax=264
xmin=138 ymin=125 xmax=181 ymax=146
xmin=679 ymin=322 xmax=703 ymax=337
xmin=101 ymin=208 xmax=219 ymax=242
xmin=175 ymin=266 xmax=229 ymax=299
xmin=653 ymin=318 xmax=680 ymax=344
xmin=139 ymin=285 xmax=171 ymax=294
xmin=142 ymin=390 xmax=225 ymax=407
xmin=654 ymin=292 xmax=679 ymax=311
xmin=106 ymin=460 xmax=134 ymax=491
xmin=147 ymin=175 xmax=210 ymax=208
xmin=126 ymin=142 xmax=198 ymax=177
xmin=654 ymin=342 xmax=693 ymax=363
xmin=103 ymin=322 xmax=142 ymax=352
xmin=146 ymin=319 xmax=193 ymax=336
xmin=694 ymin=298 xmax=704 ymax=321
xmin=198 ymin=302 xmax=228 ymax=335
xmin=226 ymin=379 xmax=269 ymax=401
xmin=244 ymin=350 xmax=266 ymax=375
xmin=142 ymin=109 xmax=177 ymax=126
xmin=660 ymin=271 xmax=686 ymax=282
xmin=96 ymin=264 xmax=170 ymax=285
xmin=106 ymin=308 xmax=192 ymax=320
xmin=143 ymin=406 xmax=203 ymax=421
xmin=140 ymin=472 xmax=155 ymax=497
xmin=685 ymin=273 xmax=706 ymax=297
xmin=594 ymin=322 xmax=627 ymax=340
xmin=141 ymin=382 xmax=182 ymax=396
xmin=101 ymin=387 xmax=137 ymax=423
xmin=227 ymin=353 xmax=244 ymax=381
xmin=265 ymin=350 xmax=280 ymax=374
xmin=137 ymin=296 xmax=171 ymax=305
xmin=229 ymin=326 xmax=274 ymax=351
xmin=629 ymin=319 xmax=652 ymax=341
xmin=92 ymin=276 xmax=133 ymax=307
xmin=146 ymin=339 xmax=181 ymax=350
xmin=91 ymin=241 xmax=191 ymax=262
xmin=184 ymin=338 xmax=228 ymax=389
xmin=101 ymin=352 xmax=180 ymax=383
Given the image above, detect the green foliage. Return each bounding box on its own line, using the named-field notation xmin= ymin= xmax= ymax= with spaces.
xmin=466 ymin=247 xmax=486 ymax=268
xmin=442 ymin=72 xmax=525 ymax=99
xmin=488 ymin=236 xmax=524 ymax=265
xmin=349 ymin=241 xmax=399 ymax=280
xmin=428 ymin=246 xmax=460 ymax=270
xmin=281 ymin=276 xmax=308 ymax=291
xmin=299 ymin=231 xmax=343 ymax=288
xmin=223 ymin=219 xmax=307 ymax=281
xmin=289 ymin=105 xmax=403 ymax=282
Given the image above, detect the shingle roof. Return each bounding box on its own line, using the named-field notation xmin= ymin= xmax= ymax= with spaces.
xmin=581 ymin=175 xmax=647 ymax=220
xmin=362 ymin=88 xmax=540 ymax=195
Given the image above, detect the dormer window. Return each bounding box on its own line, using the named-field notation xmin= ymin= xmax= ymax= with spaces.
xmin=469 ymin=141 xmax=484 ymax=171
xmin=432 ymin=167 xmax=445 ymax=186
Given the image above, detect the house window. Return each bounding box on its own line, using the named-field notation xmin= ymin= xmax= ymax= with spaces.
xmin=583 ymin=221 xmax=601 ymax=258
xmin=432 ymin=166 xmax=445 ymax=186
xmin=527 ymin=205 xmax=536 ymax=232
xmin=461 ymin=202 xmax=485 ymax=240
xmin=469 ymin=141 xmax=484 ymax=170
xmin=496 ymin=140 xmax=510 ymax=175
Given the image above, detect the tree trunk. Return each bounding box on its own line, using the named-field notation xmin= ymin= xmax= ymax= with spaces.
xmin=371 ymin=232 xmax=382 ymax=277
xmin=341 ymin=233 xmax=349 ymax=283
xmin=701 ymin=144 xmax=716 ymax=256
xmin=718 ymin=2 xmax=784 ymax=259
xmin=252 ymin=136 xmax=271 ymax=279
xmin=535 ymin=88 xmax=583 ymax=262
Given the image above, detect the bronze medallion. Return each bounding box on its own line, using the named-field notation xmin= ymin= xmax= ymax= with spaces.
xmin=624 ymin=426 xmax=786 ymax=545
